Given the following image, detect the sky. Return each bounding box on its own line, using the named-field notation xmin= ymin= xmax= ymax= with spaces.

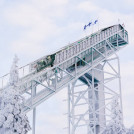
xmin=0 ymin=0 xmax=134 ymax=133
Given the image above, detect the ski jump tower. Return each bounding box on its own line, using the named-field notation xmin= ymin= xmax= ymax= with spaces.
xmin=0 ymin=24 xmax=128 ymax=134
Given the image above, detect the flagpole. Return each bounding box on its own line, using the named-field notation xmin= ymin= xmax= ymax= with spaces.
xmin=84 ymin=29 xmax=87 ymax=37
xmin=84 ymin=21 xmax=98 ymax=36
xmin=89 ymin=26 xmax=91 ymax=36
xmin=118 ymin=18 xmax=120 ymax=24
xmin=84 ymin=25 xmax=87 ymax=37
xmin=98 ymin=18 xmax=99 ymax=31
xmin=91 ymin=19 xmax=93 ymax=34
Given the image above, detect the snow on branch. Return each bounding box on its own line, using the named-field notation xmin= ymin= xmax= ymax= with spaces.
xmin=9 ymin=55 xmax=19 ymax=87
xmin=102 ymin=96 xmax=126 ymax=134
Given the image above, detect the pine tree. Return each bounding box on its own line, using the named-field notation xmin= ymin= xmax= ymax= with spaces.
xmin=102 ymin=96 xmax=126 ymax=134
xmin=126 ymin=125 xmax=134 ymax=134
xmin=0 ymin=55 xmax=31 ymax=134
xmin=110 ymin=96 xmax=125 ymax=133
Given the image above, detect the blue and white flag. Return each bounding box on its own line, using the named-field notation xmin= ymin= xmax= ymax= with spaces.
xmin=94 ymin=20 xmax=98 ymax=24
xmin=84 ymin=22 xmax=92 ymax=30
xmin=88 ymin=22 xmax=92 ymax=27
xmin=84 ymin=25 xmax=87 ymax=30
xmin=84 ymin=20 xmax=98 ymax=30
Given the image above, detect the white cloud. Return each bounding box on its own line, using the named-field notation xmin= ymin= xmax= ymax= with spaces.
xmin=119 ymin=61 xmax=134 ymax=127
xmin=77 ymin=1 xmax=100 ymax=13
xmin=3 ymin=1 xmax=67 ymax=57
xmin=10 ymin=41 xmax=45 ymax=56
xmin=121 ymin=61 xmax=134 ymax=76
xmin=124 ymin=0 xmax=134 ymax=6
xmin=4 ymin=0 xmax=68 ymax=27
xmin=0 ymin=0 xmax=4 ymax=6
xmin=31 ymin=0 xmax=68 ymax=8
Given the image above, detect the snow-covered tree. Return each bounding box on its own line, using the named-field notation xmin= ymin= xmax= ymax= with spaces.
xmin=0 ymin=55 xmax=31 ymax=134
xmin=9 ymin=55 xmax=19 ymax=87
xmin=126 ymin=125 xmax=134 ymax=134
xmin=102 ymin=96 xmax=126 ymax=134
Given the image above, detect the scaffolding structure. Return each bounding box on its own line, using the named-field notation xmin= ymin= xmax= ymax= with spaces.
xmin=0 ymin=24 xmax=128 ymax=134
xmin=67 ymin=55 xmax=123 ymax=134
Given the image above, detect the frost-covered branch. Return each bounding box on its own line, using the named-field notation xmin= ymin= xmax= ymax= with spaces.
xmin=102 ymin=96 xmax=126 ymax=134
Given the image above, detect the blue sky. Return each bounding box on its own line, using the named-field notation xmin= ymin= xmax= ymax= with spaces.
xmin=0 ymin=0 xmax=134 ymax=133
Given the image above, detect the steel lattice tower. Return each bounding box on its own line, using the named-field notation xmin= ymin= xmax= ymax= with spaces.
xmin=0 ymin=24 xmax=128 ymax=134
xmin=67 ymin=56 xmax=123 ymax=134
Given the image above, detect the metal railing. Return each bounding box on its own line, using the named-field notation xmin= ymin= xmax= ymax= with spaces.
xmin=0 ymin=26 xmax=128 ymax=90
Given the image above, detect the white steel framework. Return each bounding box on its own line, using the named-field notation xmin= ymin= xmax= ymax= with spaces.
xmin=0 ymin=24 xmax=128 ymax=134
xmin=67 ymin=55 xmax=123 ymax=134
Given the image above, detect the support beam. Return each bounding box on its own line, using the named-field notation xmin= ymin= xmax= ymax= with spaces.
xmin=32 ymin=82 xmax=36 ymax=134
xmin=67 ymin=64 xmax=105 ymax=134
xmin=67 ymin=55 xmax=123 ymax=134
xmin=33 ymin=108 xmax=36 ymax=134
xmin=68 ymin=84 xmax=71 ymax=134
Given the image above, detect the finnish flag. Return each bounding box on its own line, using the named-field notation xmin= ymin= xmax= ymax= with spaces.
xmin=94 ymin=20 xmax=98 ymax=24
xmin=84 ymin=22 xmax=92 ymax=30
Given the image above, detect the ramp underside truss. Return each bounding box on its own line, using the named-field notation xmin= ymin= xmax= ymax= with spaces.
xmin=21 ymin=34 xmax=126 ymax=113
xmin=0 ymin=26 xmax=128 ymax=134
xmin=67 ymin=56 xmax=123 ymax=134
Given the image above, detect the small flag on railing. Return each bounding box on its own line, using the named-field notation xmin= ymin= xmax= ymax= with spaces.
xmin=84 ymin=22 xmax=92 ymax=30
xmin=88 ymin=22 xmax=92 ymax=27
xmin=84 ymin=20 xmax=98 ymax=30
xmin=94 ymin=20 xmax=98 ymax=24
xmin=84 ymin=25 xmax=87 ymax=30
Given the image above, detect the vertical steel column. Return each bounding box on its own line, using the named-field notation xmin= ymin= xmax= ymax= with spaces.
xmin=33 ymin=108 xmax=36 ymax=134
xmin=75 ymin=57 xmax=77 ymax=76
xmin=68 ymin=81 xmax=77 ymax=134
xmin=87 ymin=85 xmax=90 ymax=134
xmin=71 ymin=83 xmax=75 ymax=134
xmin=67 ymin=72 xmax=103 ymax=134
xmin=32 ymin=81 xmax=36 ymax=134
xmin=68 ymin=84 xmax=71 ymax=134
xmin=91 ymin=69 xmax=96 ymax=134
xmin=117 ymin=57 xmax=123 ymax=123
xmin=55 ymin=68 xmax=57 ymax=91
